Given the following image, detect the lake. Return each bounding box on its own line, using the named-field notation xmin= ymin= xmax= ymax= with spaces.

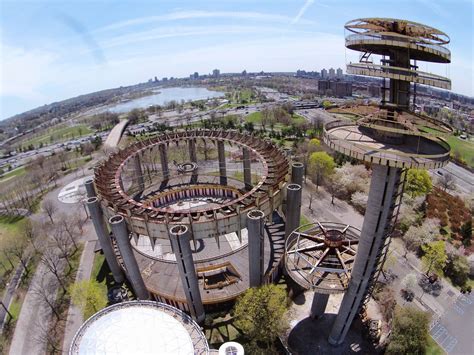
xmin=107 ymin=87 xmax=224 ymax=113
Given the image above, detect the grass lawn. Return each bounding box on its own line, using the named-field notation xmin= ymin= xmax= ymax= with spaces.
xmin=245 ymin=111 xmax=262 ymax=124
xmin=19 ymin=124 xmax=92 ymax=149
xmin=0 ymin=166 xmax=26 ymax=185
xmin=426 ymin=335 xmax=445 ymax=355
xmin=0 ymin=215 xmax=27 ymax=296
xmin=419 ymin=126 xmax=474 ymax=168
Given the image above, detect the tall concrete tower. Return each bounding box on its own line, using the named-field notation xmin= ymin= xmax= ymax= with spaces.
xmin=324 ymin=18 xmax=452 ymax=345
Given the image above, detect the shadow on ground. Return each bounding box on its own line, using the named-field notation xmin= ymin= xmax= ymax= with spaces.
xmin=288 ymin=315 xmax=377 ymax=355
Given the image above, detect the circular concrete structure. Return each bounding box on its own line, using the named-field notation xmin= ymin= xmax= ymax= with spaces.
xmin=91 ymin=129 xmax=290 ymax=312
xmin=69 ymin=301 xmax=209 ymax=355
xmin=285 ymin=222 xmax=360 ymax=294
xmin=94 ymin=129 xmax=289 ymax=240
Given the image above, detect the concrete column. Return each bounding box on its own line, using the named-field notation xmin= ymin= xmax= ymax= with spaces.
xmin=329 ymin=165 xmax=401 ymax=345
xmin=247 ymin=210 xmax=265 ymax=287
xmin=86 ymin=198 xmax=124 ymax=283
xmin=291 ymin=162 xmax=304 ymax=187
xmin=285 ymin=184 xmax=302 ymax=238
xmin=84 ymin=178 xmax=96 ymax=198
xmin=217 ymin=140 xmax=227 ymax=185
xmin=133 ymin=154 xmax=145 ymax=193
xmin=159 ymin=144 xmax=169 ymax=180
xmin=169 ymin=225 xmax=205 ymax=323
xmin=109 ymin=215 xmax=150 ymax=300
xmin=310 ymin=293 xmax=329 ymax=319
xmin=242 ymin=148 xmax=252 ymax=190
xmin=189 ymin=139 xmax=197 ymax=162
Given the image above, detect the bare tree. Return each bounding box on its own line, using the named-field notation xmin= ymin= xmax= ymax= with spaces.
xmin=22 ymin=218 xmax=40 ymax=252
xmin=7 ymin=239 xmax=31 ymax=276
xmin=42 ymin=199 xmax=57 ymax=224
xmin=41 ymin=250 xmax=66 ymax=293
xmin=308 ymin=192 xmax=316 ymax=211
xmin=437 ymin=173 xmax=455 ymax=192
xmin=72 ymin=211 xmax=87 ymax=234
xmin=32 ymin=276 xmax=62 ymax=321
xmin=57 ymin=213 xmax=79 ymax=251
xmin=51 ymin=229 xmax=75 ymax=272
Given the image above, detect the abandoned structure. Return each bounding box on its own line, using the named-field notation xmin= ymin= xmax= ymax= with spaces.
xmin=86 ymin=130 xmax=305 ymax=322
xmin=324 ymin=18 xmax=452 ymax=344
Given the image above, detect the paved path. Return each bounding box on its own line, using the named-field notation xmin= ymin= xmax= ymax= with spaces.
xmin=104 ymin=119 xmax=129 ymax=148
xmin=8 ymin=263 xmax=58 ymax=355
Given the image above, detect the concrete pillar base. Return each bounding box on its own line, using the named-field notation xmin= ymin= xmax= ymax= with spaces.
xmin=310 ymin=293 xmax=329 ymax=319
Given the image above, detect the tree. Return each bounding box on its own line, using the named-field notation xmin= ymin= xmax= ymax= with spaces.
xmin=41 ymin=250 xmax=67 ymax=293
xmin=32 ymin=276 xmax=63 ymax=321
xmin=444 ymin=254 xmax=470 ymax=287
xmin=421 ymin=241 xmax=447 ymax=276
xmin=373 ymin=286 xmax=396 ymax=322
xmin=437 ymin=172 xmax=455 ymax=192
xmin=234 ymin=284 xmax=288 ymax=351
xmin=402 ymin=218 xmax=440 ymax=257
xmin=386 ymin=306 xmax=430 ymax=355
xmin=70 ymin=280 xmax=108 ymax=319
xmin=42 ymin=199 xmax=57 ymax=224
xmin=307 ymin=151 xmax=335 ymax=189
xmin=460 ymin=220 xmax=472 ymax=247
xmin=405 ymin=169 xmax=432 ymax=197
xmin=325 ymin=173 xmax=344 ymax=204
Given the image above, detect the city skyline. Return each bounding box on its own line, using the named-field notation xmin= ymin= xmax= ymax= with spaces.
xmin=1 ymin=0 xmax=473 ymax=119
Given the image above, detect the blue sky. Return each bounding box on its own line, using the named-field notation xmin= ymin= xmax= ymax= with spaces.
xmin=0 ymin=0 xmax=472 ymax=119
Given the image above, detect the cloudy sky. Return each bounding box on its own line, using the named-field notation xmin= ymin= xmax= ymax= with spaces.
xmin=0 ymin=0 xmax=472 ymax=119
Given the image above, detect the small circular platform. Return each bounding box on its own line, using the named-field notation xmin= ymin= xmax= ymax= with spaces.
xmin=285 ymin=222 xmax=360 ymax=294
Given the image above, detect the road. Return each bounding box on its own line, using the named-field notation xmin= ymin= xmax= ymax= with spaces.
xmin=431 ymin=162 xmax=474 ymax=194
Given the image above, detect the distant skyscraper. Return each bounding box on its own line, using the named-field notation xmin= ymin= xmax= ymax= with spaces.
xmin=329 ymin=68 xmax=336 ymax=79
xmin=336 ymin=68 xmax=343 ymax=79
xmin=212 ymin=69 xmax=220 ymax=78
xmin=321 ymin=68 xmax=328 ymax=79
xmin=193 ymin=72 xmax=199 ymax=79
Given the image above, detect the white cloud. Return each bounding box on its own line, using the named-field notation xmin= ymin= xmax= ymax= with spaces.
xmin=291 ymin=0 xmax=315 ymax=25
xmin=96 ymin=10 xmax=316 ymax=33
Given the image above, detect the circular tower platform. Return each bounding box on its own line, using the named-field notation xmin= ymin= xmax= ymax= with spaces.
xmin=285 ymin=222 xmax=360 ymax=294
xmin=69 ymin=301 xmax=209 ymax=355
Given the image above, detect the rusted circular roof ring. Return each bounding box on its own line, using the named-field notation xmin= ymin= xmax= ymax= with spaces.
xmin=114 ymin=134 xmax=271 ymax=214
xmin=344 ymin=18 xmax=450 ymax=45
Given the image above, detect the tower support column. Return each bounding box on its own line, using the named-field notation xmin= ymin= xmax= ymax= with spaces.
xmin=189 ymin=139 xmax=197 ymax=162
xmin=291 ymin=162 xmax=304 ymax=186
xmin=133 ymin=154 xmax=145 ymax=193
xmin=217 ymin=140 xmax=227 ymax=185
xmin=84 ymin=178 xmax=96 ymax=198
xmin=329 ymin=165 xmax=401 ymax=345
xmin=285 ymin=184 xmax=302 ymax=238
xmin=86 ymin=198 xmax=124 ymax=283
xmin=242 ymin=148 xmax=252 ymax=190
xmin=169 ymin=225 xmax=205 ymax=323
xmin=310 ymin=293 xmax=329 ymax=319
xmin=247 ymin=210 xmax=265 ymax=287
xmin=109 ymin=215 xmax=150 ymax=300
xmin=159 ymin=144 xmax=169 ymax=181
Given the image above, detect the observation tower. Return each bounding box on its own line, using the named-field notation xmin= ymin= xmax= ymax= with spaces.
xmin=324 ymin=18 xmax=452 ymax=345
xmin=285 ymin=222 xmax=360 ymax=319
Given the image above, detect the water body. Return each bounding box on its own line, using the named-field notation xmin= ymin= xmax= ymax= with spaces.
xmin=107 ymin=87 xmax=224 ymax=113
